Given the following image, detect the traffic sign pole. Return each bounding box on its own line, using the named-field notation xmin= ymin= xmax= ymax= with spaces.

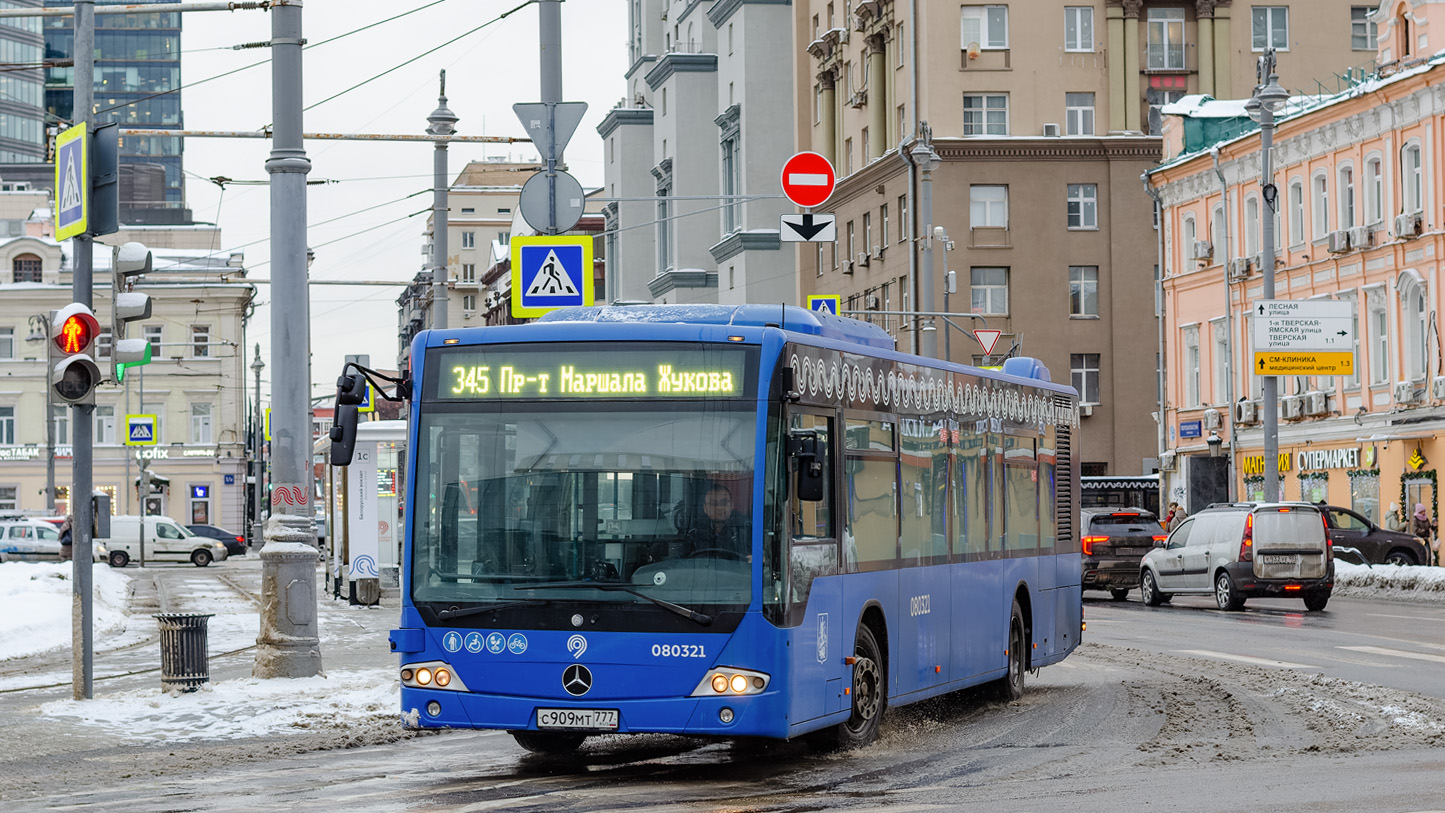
xmin=70 ymin=0 xmax=96 ymax=703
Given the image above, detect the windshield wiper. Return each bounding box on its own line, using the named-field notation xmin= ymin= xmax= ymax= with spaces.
xmin=434 ymin=599 xmax=550 ymax=621
xmin=515 ymin=581 xmax=713 ymax=626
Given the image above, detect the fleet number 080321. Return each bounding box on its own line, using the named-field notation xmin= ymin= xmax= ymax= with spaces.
xmin=651 ymin=644 xmax=706 ymax=658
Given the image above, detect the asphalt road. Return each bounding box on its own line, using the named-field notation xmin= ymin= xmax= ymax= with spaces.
xmin=6 ymin=571 xmax=1445 ymax=812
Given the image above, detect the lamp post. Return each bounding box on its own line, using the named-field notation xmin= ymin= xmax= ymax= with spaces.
xmin=250 ymin=343 xmax=265 ymax=549
xmin=933 ymin=226 xmax=957 ymax=361
xmin=910 ymin=137 xmax=941 ymax=359
xmin=1206 ymin=431 xmax=1224 ymax=458
xmin=1244 ymin=49 xmax=1290 ymax=501
xmin=25 ymin=315 xmax=54 ymax=512
xmin=427 ymin=70 xmax=458 ymax=331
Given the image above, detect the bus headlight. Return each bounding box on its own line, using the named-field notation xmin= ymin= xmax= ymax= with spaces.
xmin=691 ymin=667 xmax=770 ymax=697
xmin=400 ymin=661 xmax=470 ymax=692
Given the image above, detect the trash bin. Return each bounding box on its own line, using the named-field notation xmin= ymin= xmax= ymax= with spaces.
xmin=154 ymin=613 xmax=214 ymax=693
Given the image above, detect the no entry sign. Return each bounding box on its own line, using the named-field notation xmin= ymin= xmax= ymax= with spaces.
xmin=780 ymin=151 xmax=836 ymax=208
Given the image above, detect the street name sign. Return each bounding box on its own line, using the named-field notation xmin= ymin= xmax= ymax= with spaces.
xmin=781 ymin=213 xmax=836 ymax=242
xmin=54 ymin=123 xmax=88 ymax=240
xmin=780 ymin=151 xmax=836 ymax=208
xmin=511 ymin=235 xmax=594 ymax=318
xmin=1251 ymin=299 xmax=1355 ymax=376
xmin=807 ymin=295 xmax=840 ymax=315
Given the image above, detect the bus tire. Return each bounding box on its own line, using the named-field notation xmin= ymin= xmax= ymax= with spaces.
xmin=509 ymin=730 xmax=587 ymax=755
xmin=992 ymin=599 xmax=1026 ymax=703
xmin=807 ymin=623 xmax=886 ymax=752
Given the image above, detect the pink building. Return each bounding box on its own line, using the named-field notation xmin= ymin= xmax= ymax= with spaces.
xmin=1148 ymin=1 xmax=1445 ymax=537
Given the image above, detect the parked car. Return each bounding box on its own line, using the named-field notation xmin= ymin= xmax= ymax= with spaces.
xmin=1314 ymin=505 xmax=1429 ymax=567
xmin=1080 ymin=508 xmax=1166 ymax=600
xmin=0 ymin=517 xmax=108 ymax=563
xmin=188 ymin=524 xmax=247 ymax=557
xmin=99 ymin=515 xmax=229 ymax=568
xmin=1140 ymin=502 xmax=1334 ymax=612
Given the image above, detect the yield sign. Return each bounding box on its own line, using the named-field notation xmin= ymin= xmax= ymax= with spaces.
xmin=973 ymin=329 xmax=1003 ymax=355
xmin=780 ymin=151 xmax=836 ymax=208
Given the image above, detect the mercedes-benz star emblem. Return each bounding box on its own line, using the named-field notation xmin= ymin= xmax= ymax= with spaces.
xmin=562 ymin=664 xmax=593 ymax=696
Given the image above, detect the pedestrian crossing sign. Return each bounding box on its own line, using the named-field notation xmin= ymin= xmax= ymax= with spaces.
xmin=511 ymin=235 xmax=593 ymax=318
xmin=807 ymin=295 xmax=841 ymax=315
xmin=125 ymin=414 xmax=158 ymax=446
xmin=54 ymin=123 xmax=88 ymax=240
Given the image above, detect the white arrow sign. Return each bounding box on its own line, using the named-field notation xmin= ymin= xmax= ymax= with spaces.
xmin=1251 ymin=299 xmax=1354 ymax=351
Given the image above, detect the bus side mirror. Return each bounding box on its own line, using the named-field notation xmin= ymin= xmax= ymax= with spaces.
xmin=789 ymin=432 xmax=825 ymax=502
xmin=330 ymin=372 xmax=367 ymax=466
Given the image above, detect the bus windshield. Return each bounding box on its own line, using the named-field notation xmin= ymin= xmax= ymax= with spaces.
xmin=412 ymin=402 xmax=757 ymax=624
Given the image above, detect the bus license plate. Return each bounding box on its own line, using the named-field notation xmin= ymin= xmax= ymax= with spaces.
xmin=1260 ymin=554 xmax=1297 ymax=564
xmin=536 ymin=708 xmax=619 ymax=731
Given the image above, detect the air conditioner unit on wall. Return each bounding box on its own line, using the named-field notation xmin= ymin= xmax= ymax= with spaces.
xmin=1228 ymin=258 xmax=1252 ymax=280
xmin=872 ymin=244 xmax=884 ymax=259
xmin=1282 ymin=395 xmax=1304 ymax=420
xmin=1395 ymin=212 xmax=1423 ymax=239
xmin=1303 ymin=391 xmax=1328 ymax=416
xmin=1433 ymin=376 xmax=1445 ymax=401
xmin=865 ymin=294 xmax=880 ymax=309
xmin=1193 ymin=240 xmax=1213 ymax=261
xmin=1042 ymin=123 xmax=1060 ymax=137
xmin=1396 ymin=380 xmax=1421 ymax=404
xmin=1203 ymin=408 xmax=1222 ymax=430
xmin=1327 ymin=230 xmax=1350 ymax=253
xmin=1159 ymin=450 xmax=1177 ymax=471
xmin=856 ymin=251 xmax=871 ymax=267
xmin=1234 ymin=399 xmax=1259 ymax=424
xmin=843 ymin=260 xmax=855 ymax=275
xmin=1348 ymin=225 xmax=1372 ymax=249
xmin=1079 ymin=403 xmax=1094 ymax=417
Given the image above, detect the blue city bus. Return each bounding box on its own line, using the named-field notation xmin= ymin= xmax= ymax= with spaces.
xmin=352 ymin=305 xmax=1082 ymax=754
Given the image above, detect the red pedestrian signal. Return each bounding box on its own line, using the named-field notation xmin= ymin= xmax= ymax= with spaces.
xmin=56 ymin=311 xmax=98 ymax=354
xmin=49 ymin=304 xmax=102 ymax=405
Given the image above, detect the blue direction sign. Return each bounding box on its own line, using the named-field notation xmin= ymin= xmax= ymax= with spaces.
xmin=125 ymin=414 xmax=158 ymax=446
xmin=510 ymin=235 xmax=594 ymax=318
xmin=54 ymin=123 xmax=88 ymax=240
xmin=807 ymin=295 xmax=840 ymax=315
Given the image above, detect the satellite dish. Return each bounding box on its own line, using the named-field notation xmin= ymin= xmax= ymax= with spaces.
xmin=967 ymin=41 xmax=981 ymax=60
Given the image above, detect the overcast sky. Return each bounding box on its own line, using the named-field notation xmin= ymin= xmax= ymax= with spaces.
xmin=177 ymin=0 xmax=627 ymax=401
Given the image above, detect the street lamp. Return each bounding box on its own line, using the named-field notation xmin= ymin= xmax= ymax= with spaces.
xmin=1206 ymin=431 xmax=1224 ymax=458
xmin=910 ymin=137 xmax=942 ymax=359
xmin=1244 ymin=50 xmax=1290 ymax=502
xmin=427 ymin=70 xmax=458 ymax=332
xmin=25 ymin=314 xmax=54 ymax=512
xmin=250 ymin=343 xmax=265 ymax=548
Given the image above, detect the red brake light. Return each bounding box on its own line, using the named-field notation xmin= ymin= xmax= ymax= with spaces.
xmin=235 ymin=536 xmax=244 ymax=543
xmin=1082 ymin=535 xmax=1108 ymax=555
xmin=1153 ymin=535 xmax=1168 ymax=543
xmin=1111 ymin=513 xmax=1140 ymax=518
xmin=1240 ymin=514 xmax=1254 ymax=562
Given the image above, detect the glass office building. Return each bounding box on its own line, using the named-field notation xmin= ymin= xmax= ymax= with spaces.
xmin=44 ymin=0 xmax=186 ymax=220
xmin=0 ymin=1 xmax=47 ymax=165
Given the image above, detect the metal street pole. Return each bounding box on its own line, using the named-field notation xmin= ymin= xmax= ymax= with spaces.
xmin=1247 ymin=50 xmax=1289 ymax=502
xmin=540 ymin=0 xmax=562 ymax=234
xmin=428 ymin=71 xmax=457 ymax=330
xmin=251 ymin=343 xmax=265 ymax=549
xmin=69 ymin=0 xmax=95 ymax=702
xmin=256 ymin=0 xmax=321 ymax=679
xmin=910 ymin=136 xmax=940 ymax=359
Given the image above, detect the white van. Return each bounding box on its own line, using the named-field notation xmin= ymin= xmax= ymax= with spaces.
xmin=101 ymin=515 xmax=229 ymax=568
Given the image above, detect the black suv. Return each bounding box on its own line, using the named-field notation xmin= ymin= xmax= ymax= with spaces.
xmin=1315 ymin=505 xmax=1429 ymax=566
xmin=1080 ymin=508 xmax=1166 ymax=600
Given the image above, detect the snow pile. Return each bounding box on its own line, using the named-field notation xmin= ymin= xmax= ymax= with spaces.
xmin=39 ymin=668 xmax=400 ymax=743
xmin=1333 ymin=560 xmax=1445 ymax=596
xmin=0 ymin=562 xmax=133 ymax=661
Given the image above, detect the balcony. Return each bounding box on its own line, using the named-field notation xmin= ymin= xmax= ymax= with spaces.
xmin=1145 ymin=43 xmax=1188 ymax=73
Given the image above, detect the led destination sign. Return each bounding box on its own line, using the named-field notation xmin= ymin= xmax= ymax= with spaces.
xmin=428 ymin=344 xmax=755 ymax=400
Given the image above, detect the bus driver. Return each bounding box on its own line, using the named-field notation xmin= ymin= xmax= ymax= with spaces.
xmin=653 ymin=484 xmax=751 ymax=563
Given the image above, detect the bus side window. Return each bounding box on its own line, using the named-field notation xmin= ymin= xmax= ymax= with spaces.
xmin=789 ymin=413 xmax=834 ymax=540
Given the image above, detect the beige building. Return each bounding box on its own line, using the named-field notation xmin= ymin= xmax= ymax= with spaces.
xmin=0 ymin=189 xmax=256 ymax=529
xmin=792 ymin=0 xmax=1375 ymax=476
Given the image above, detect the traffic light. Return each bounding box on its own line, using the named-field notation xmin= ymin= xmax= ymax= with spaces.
xmin=110 ymin=241 xmax=154 ymax=383
xmin=329 ymin=372 xmax=368 ymax=466
xmin=90 ymin=122 xmax=119 ymax=237
xmin=49 ymin=303 xmax=102 ymax=405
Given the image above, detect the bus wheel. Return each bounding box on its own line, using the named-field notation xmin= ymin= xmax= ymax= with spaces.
xmin=509 ymin=731 xmax=587 ymax=755
xmin=808 ymin=623 xmax=886 ymax=752
xmin=993 ymin=600 xmax=1026 ymax=702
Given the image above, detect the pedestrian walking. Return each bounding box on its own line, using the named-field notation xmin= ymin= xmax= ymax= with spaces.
xmin=1413 ymin=503 xmax=1439 ymax=566
xmin=58 ymin=515 xmax=73 ymax=562
xmin=1384 ymin=502 xmax=1407 ymax=533
xmin=1163 ymin=501 xmax=1188 ymax=531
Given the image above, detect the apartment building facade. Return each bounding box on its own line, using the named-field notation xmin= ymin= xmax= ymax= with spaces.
xmin=792 ymin=0 xmax=1373 ymax=476
xmin=1149 ymin=0 xmax=1445 ymax=522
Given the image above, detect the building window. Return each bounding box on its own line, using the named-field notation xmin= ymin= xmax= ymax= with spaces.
xmin=846 ymin=220 xmax=856 ymax=266
xmin=498 ymin=231 xmax=510 ymax=245
xmin=1340 ymin=293 xmax=1361 ymax=390
xmin=1340 ymin=165 xmax=1356 ymax=229
xmin=12 ymin=254 xmax=41 ymax=282
xmin=1146 ymin=8 xmax=1186 ymax=70
xmin=1066 ymin=183 xmax=1097 ymax=230
xmin=862 ymin=212 xmax=873 ymax=254
xmin=0 ymin=405 xmax=13 ymax=445
xmin=190 ymin=325 xmax=210 ymax=358
xmin=0 ymin=486 xmax=15 ymax=511
xmin=1245 ymin=196 xmax=1260 ymax=256
xmin=1182 ymin=214 xmax=1196 ymax=264
xmin=1312 ymin=173 xmax=1330 ymax=238
xmin=190 ymin=403 xmax=212 ymax=445
xmin=144 ymin=325 xmax=162 ymax=357
xmin=52 ymin=404 xmax=69 ymax=446
xmin=1182 ymin=325 xmax=1200 ymax=407
xmin=461 ymin=263 xmax=476 ymax=283
xmin=970 ymin=267 xmax=1008 ymax=315
xmin=1065 ymin=92 xmax=1094 ymax=135
xmin=1401 ymin=276 xmax=1428 ymax=381
xmin=898 ymin=194 xmax=908 ymax=242
xmin=1402 ymin=143 xmax=1422 ymax=213
xmin=970 ymin=185 xmax=1008 ymax=228
xmin=462 ymin=294 xmax=476 ymax=312
xmin=1352 ymin=6 xmax=1378 ymax=50
xmin=1071 ymin=353 xmax=1100 ymax=403
xmin=844 ymin=137 xmax=853 ymax=174
xmin=960 ymin=5 xmax=1008 ymax=50
xmin=95 ymin=405 xmax=115 ymax=445
xmin=1289 ymin=179 xmax=1304 ymax=244
xmin=963 ymin=93 xmax=1008 ymax=135
xmin=1069 ymin=266 xmax=1098 ymax=317
xmin=1369 ymin=291 xmax=1389 ymax=385
xmin=1064 ymin=6 xmax=1093 ymax=52
xmin=721 ymin=135 xmax=740 ymax=234
xmin=1365 ymin=157 xmax=1383 ymax=225
xmin=1252 ymin=6 xmax=1289 ymax=50
xmin=1212 ymin=319 xmax=1229 ymax=405
xmin=0 ymin=326 xmax=11 ymax=360
xmin=461 ymin=231 xmax=475 ymax=249
xmin=880 ymin=204 xmax=889 ymax=246
xmin=656 ymin=189 xmax=671 ymax=272
xmin=1211 ymin=205 xmax=1225 ymax=259
xmin=95 ymin=328 xmax=112 ymax=361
